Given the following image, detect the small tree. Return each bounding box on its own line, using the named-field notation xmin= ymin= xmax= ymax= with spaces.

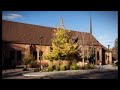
xmin=23 ymin=55 xmax=34 ymax=70
xmin=44 ymin=27 xmax=78 ymax=61
xmin=113 ymin=38 xmax=118 ymax=61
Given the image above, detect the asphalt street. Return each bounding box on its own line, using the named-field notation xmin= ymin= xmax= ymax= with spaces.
xmin=2 ymin=66 xmax=118 ymax=79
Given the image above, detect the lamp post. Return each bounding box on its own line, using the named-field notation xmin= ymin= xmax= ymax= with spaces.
xmin=108 ymin=45 xmax=110 ymax=64
xmin=40 ymin=36 xmax=43 ymax=71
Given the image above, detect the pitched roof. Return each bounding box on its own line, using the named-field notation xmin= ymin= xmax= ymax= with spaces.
xmin=2 ymin=20 xmax=55 ymax=45
xmin=2 ymin=20 xmax=107 ymax=50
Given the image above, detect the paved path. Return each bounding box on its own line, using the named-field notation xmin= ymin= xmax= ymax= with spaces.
xmin=95 ymin=64 xmax=118 ymax=69
xmin=2 ymin=65 xmax=118 ymax=79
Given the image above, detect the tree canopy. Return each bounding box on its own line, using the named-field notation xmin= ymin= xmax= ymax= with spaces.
xmin=44 ymin=27 xmax=79 ymax=60
xmin=113 ymin=38 xmax=118 ymax=60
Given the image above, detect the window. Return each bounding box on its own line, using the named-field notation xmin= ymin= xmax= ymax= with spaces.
xmin=39 ymin=51 xmax=43 ymax=60
xmin=97 ymin=52 xmax=99 ymax=60
xmin=9 ymin=51 xmax=15 ymax=60
xmin=9 ymin=51 xmax=15 ymax=66
xmin=17 ymin=51 xmax=22 ymax=61
xmin=33 ymin=51 xmax=37 ymax=60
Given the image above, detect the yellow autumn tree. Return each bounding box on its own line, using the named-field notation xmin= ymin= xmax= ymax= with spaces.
xmin=44 ymin=27 xmax=78 ymax=61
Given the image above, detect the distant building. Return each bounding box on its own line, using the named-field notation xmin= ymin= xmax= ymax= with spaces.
xmin=2 ymin=20 xmax=112 ymax=68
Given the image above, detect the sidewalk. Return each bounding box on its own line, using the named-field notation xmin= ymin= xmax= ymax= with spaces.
xmin=95 ymin=64 xmax=118 ymax=69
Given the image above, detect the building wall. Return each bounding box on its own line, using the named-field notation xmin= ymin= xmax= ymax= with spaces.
xmin=105 ymin=52 xmax=112 ymax=64
xmin=2 ymin=43 xmax=111 ymax=67
xmin=77 ymin=45 xmax=104 ymax=65
xmin=36 ymin=45 xmax=50 ymax=56
xmin=3 ymin=43 xmax=27 ymax=66
xmin=2 ymin=43 xmax=50 ymax=66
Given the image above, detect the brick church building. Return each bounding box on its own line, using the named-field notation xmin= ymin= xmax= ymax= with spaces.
xmin=2 ymin=20 xmax=112 ymax=68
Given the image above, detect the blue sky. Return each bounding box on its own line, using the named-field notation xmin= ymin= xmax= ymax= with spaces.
xmin=2 ymin=11 xmax=118 ymax=48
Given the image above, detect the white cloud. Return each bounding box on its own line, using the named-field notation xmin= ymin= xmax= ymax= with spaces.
xmin=2 ymin=13 xmax=23 ymax=20
xmin=99 ymin=35 xmax=108 ymax=40
xmin=97 ymin=34 xmax=114 ymax=48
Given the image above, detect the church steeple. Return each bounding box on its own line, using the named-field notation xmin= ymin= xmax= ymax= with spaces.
xmin=90 ymin=16 xmax=92 ymax=35
xmin=60 ymin=16 xmax=65 ymax=29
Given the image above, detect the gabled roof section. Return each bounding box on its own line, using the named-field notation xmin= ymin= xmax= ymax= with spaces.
xmin=2 ymin=20 xmax=107 ymax=50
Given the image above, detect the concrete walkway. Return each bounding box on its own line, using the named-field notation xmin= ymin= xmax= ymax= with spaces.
xmin=95 ymin=64 xmax=118 ymax=69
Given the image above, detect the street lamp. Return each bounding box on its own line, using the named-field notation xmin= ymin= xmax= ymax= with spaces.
xmin=108 ymin=45 xmax=110 ymax=64
xmin=40 ymin=36 xmax=43 ymax=71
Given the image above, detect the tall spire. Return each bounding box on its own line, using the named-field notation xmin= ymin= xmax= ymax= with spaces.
xmin=90 ymin=16 xmax=92 ymax=35
xmin=60 ymin=16 xmax=65 ymax=29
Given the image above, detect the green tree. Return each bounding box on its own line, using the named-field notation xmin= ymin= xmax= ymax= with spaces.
xmin=113 ymin=38 xmax=118 ymax=60
xmin=44 ymin=27 xmax=78 ymax=61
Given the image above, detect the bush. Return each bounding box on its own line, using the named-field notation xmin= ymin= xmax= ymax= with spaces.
xmin=48 ymin=62 xmax=54 ymax=71
xmin=42 ymin=67 xmax=48 ymax=72
xmin=59 ymin=60 xmax=70 ymax=71
xmin=70 ymin=61 xmax=78 ymax=70
xmin=52 ymin=60 xmax=60 ymax=71
xmin=30 ymin=61 xmax=40 ymax=68
xmin=81 ymin=64 xmax=97 ymax=69
xmin=60 ymin=64 xmax=65 ymax=71
xmin=65 ymin=64 xmax=70 ymax=70
xmin=88 ymin=64 xmax=96 ymax=69
xmin=55 ymin=64 xmax=60 ymax=71
xmin=41 ymin=61 xmax=49 ymax=68
xmin=34 ymin=68 xmax=40 ymax=72
xmin=76 ymin=65 xmax=81 ymax=69
xmin=63 ymin=61 xmax=70 ymax=70
xmin=23 ymin=56 xmax=34 ymax=68
xmin=23 ymin=55 xmax=34 ymax=66
xmin=70 ymin=64 xmax=78 ymax=70
xmin=48 ymin=65 xmax=54 ymax=71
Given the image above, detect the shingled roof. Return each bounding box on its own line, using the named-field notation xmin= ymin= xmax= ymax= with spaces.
xmin=2 ymin=20 xmax=107 ymax=50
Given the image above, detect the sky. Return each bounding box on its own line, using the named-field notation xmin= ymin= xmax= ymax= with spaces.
xmin=2 ymin=11 xmax=118 ymax=48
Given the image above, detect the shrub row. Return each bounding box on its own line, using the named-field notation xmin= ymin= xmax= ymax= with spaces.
xmin=23 ymin=55 xmax=97 ymax=72
xmin=42 ymin=60 xmax=97 ymax=72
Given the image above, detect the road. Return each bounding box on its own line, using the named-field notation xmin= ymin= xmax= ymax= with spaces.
xmin=2 ymin=68 xmax=118 ymax=79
